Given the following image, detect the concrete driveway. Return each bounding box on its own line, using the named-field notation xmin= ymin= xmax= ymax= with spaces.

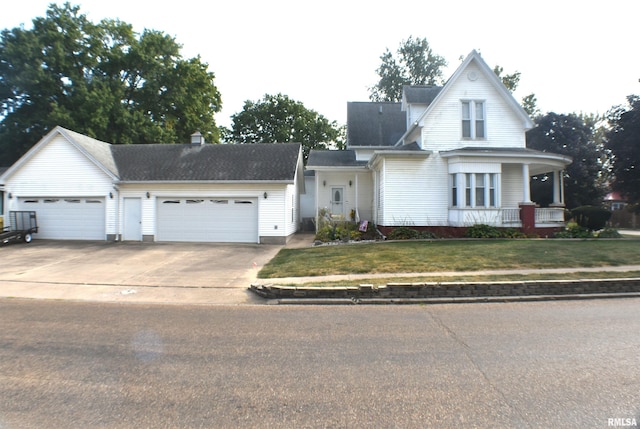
xmin=0 ymin=238 xmax=311 ymax=304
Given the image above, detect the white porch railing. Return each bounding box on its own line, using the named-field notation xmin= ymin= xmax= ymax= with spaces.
xmin=535 ymin=207 xmax=565 ymax=223
xmin=502 ymin=209 xmax=521 ymax=224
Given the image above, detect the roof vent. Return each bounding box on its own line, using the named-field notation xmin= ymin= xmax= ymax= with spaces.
xmin=190 ymin=131 xmax=205 ymax=145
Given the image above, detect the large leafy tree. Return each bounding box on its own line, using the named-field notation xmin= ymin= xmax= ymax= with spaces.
xmin=228 ymin=93 xmax=344 ymax=163
xmin=369 ymin=36 xmax=447 ymax=102
xmin=605 ymin=95 xmax=640 ymax=206
xmin=0 ymin=3 xmax=221 ymax=165
xmin=493 ymin=65 xmax=540 ymax=117
xmin=526 ymin=112 xmax=606 ymax=208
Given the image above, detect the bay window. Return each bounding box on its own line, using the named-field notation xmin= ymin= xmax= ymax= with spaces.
xmin=451 ymin=173 xmax=498 ymax=208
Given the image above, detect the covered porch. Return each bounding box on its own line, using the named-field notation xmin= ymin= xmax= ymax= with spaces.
xmin=443 ymin=148 xmax=573 ymax=231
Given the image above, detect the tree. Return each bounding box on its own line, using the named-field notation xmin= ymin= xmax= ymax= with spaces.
xmin=526 ymin=112 xmax=606 ymax=208
xmin=369 ymin=36 xmax=447 ymax=102
xmin=228 ymin=93 xmax=344 ymax=163
xmin=493 ymin=65 xmax=540 ymax=117
xmin=605 ymin=95 xmax=640 ymax=207
xmin=0 ymin=3 xmax=222 ymax=166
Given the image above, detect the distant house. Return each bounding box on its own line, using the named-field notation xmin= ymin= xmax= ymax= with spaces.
xmin=0 ymin=127 xmax=304 ymax=243
xmin=603 ymin=192 xmax=627 ymax=211
xmin=306 ymin=50 xmax=572 ymax=236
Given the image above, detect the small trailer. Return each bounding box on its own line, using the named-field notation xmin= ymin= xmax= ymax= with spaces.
xmin=1 ymin=211 xmax=38 ymax=244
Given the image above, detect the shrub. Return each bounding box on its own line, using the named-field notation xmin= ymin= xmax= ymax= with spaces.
xmin=314 ymin=220 xmax=381 ymax=242
xmin=465 ymin=224 xmax=502 ymax=238
xmin=387 ymin=227 xmax=419 ymax=240
xmin=596 ymin=228 xmax=622 ymax=238
xmin=553 ymin=224 xmax=594 ymax=238
xmin=571 ymin=206 xmax=612 ymax=231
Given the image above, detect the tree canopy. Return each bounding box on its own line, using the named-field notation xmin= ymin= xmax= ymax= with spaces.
xmin=0 ymin=3 xmax=222 ymax=165
xmin=526 ymin=112 xmax=606 ymax=208
xmin=369 ymin=36 xmax=447 ymax=102
xmin=228 ymin=93 xmax=344 ymax=164
xmin=605 ymin=95 xmax=640 ymax=207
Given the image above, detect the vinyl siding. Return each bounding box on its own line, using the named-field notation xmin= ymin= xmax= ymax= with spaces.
xmin=118 ymin=183 xmax=290 ymax=240
xmin=4 ymin=134 xmax=116 ymax=236
xmin=421 ymin=62 xmax=527 ymax=152
xmin=501 ymin=164 xmax=524 ymax=207
xmin=377 ymin=155 xmax=449 ymax=226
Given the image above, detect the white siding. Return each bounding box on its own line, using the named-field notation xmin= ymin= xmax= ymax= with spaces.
xmin=118 ymin=183 xmax=291 ymax=242
xmin=501 ymin=164 xmax=524 ymax=207
xmin=376 ymin=154 xmax=449 ymax=226
xmin=4 ymin=134 xmax=115 ymax=237
xmin=421 ymin=62 xmax=527 ymax=152
xmin=300 ymin=176 xmax=316 ymax=218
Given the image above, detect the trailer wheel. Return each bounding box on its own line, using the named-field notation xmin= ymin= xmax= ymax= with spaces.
xmin=23 ymin=233 xmax=32 ymax=243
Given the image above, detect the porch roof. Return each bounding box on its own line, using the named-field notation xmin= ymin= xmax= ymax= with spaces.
xmin=441 ymin=147 xmax=572 ymax=175
xmin=307 ymin=149 xmax=368 ymax=168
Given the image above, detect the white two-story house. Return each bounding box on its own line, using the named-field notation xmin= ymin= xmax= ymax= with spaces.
xmin=307 ymin=50 xmax=572 ymax=236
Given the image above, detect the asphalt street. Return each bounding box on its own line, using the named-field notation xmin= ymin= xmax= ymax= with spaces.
xmin=1 ymin=299 xmax=638 ymax=428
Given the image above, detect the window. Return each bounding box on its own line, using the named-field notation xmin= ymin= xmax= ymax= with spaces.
xmin=451 ymin=174 xmax=457 ymax=207
xmin=465 ymin=174 xmax=472 ymax=206
xmin=462 ymin=100 xmax=485 ymax=139
xmin=452 ymin=173 xmax=499 ymax=208
xmin=475 ymin=174 xmax=485 ymax=207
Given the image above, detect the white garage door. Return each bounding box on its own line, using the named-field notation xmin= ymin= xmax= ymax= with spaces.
xmin=156 ymin=198 xmax=259 ymax=243
xmin=17 ymin=197 xmax=106 ymax=240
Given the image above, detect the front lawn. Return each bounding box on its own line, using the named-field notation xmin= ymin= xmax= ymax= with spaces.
xmin=258 ymin=239 xmax=640 ymax=279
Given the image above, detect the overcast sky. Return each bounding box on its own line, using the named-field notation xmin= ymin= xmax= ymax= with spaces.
xmin=2 ymin=1 xmax=639 ymax=128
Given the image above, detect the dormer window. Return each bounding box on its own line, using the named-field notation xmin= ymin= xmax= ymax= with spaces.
xmin=462 ymin=100 xmax=485 ymax=139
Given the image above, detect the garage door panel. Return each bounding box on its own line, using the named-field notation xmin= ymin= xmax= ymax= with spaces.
xmin=17 ymin=198 xmax=105 ymax=240
xmin=157 ymin=198 xmax=258 ymax=243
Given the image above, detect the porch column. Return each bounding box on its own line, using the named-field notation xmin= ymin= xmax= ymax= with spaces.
xmin=552 ymin=170 xmax=560 ymax=205
xmin=550 ymin=170 xmax=565 ymax=207
xmin=354 ymin=174 xmax=359 ymax=221
xmin=520 ymin=163 xmax=535 ymax=232
xmin=521 ymin=164 xmax=532 ymax=203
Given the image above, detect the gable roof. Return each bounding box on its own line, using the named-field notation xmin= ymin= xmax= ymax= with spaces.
xmin=346 ymin=102 xmax=406 ymax=147
xmin=421 ymin=50 xmax=533 ymax=129
xmin=0 ymin=126 xmax=302 ymax=183
xmin=112 ymin=143 xmax=302 ymax=182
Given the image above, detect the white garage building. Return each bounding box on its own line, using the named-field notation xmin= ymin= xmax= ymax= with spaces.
xmin=0 ymin=127 xmax=304 ymax=244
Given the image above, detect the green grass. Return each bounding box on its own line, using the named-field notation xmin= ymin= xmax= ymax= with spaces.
xmin=258 ymin=239 xmax=640 ymax=279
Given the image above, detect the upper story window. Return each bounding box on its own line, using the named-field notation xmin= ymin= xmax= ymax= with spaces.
xmin=462 ymin=100 xmax=485 ymax=139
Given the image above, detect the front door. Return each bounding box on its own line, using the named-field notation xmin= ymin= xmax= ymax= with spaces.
xmin=123 ymin=197 xmax=142 ymax=241
xmin=331 ymin=187 xmax=344 ymax=216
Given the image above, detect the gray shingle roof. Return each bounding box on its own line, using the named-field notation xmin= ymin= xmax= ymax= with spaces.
xmin=346 ymin=102 xmax=406 ymax=147
xmin=111 ymin=143 xmax=301 ymax=181
xmin=59 ymin=127 xmax=119 ymax=177
xmin=307 ymin=150 xmax=367 ymax=168
xmin=402 ymin=85 xmax=442 ymax=104
xmin=56 ymin=127 xmax=301 ymax=182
